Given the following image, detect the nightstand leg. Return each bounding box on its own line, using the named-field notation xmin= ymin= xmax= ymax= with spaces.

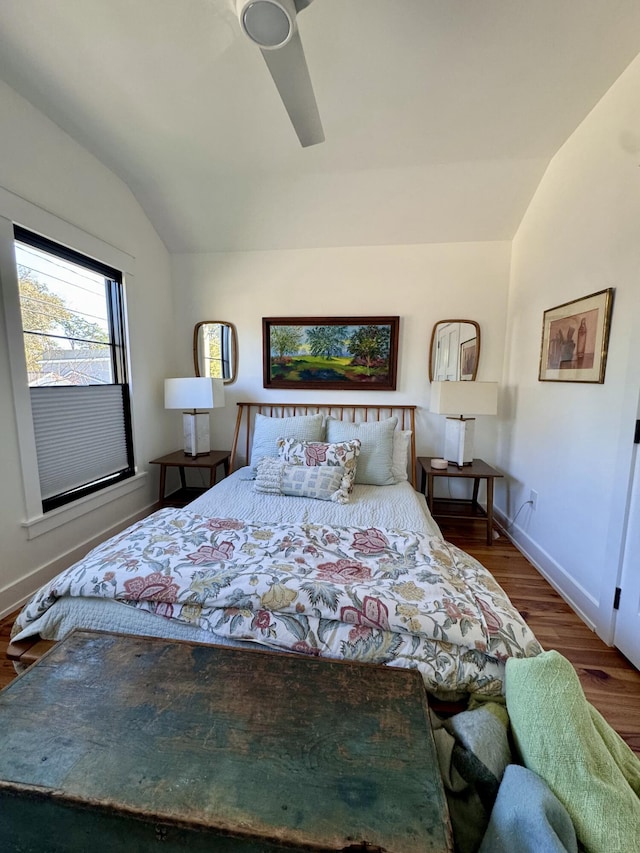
xmin=158 ymin=465 xmax=167 ymax=504
xmin=486 ymin=477 xmax=495 ymax=545
xmin=427 ymin=472 xmax=434 ymax=513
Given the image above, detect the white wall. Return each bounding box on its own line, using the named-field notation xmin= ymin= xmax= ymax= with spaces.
xmin=0 ymin=79 xmax=513 ymax=620
xmin=0 ymin=80 xmax=177 ymax=617
xmin=499 ymin=54 xmax=640 ymax=639
xmin=171 ymin=241 xmax=511 ymax=475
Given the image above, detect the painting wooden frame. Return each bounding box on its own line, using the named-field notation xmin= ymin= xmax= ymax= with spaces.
xmin=263 ymin=316 xmax=399 ymax=391
xmin=459 ymin=337 xmax=478 ymax=381
xmin=538 ymin=288 xmax=614 ymax=383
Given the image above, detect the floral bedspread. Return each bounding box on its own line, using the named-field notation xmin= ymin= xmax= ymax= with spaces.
xmin=15 ymin=509 xmax=542 ymax=696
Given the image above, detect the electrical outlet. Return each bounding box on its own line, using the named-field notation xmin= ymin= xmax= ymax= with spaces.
xmin=529 ymin=489 xmax=538 ymax=510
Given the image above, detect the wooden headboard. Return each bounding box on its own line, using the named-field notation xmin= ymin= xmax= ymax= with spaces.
xmin=230 ymin=402 xmax=417 ymax=489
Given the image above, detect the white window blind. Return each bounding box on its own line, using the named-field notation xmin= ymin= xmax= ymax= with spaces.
xmin=15 ymin=225 xmax=134 ymax=512
xmin=31 ymin=385 xmax=131 ymax=501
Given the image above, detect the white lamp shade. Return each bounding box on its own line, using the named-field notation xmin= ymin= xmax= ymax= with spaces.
xmin=164 ymin=377 xmax=225 ymax=411
xmin=430 ymin=381 xmax=498 ymax=416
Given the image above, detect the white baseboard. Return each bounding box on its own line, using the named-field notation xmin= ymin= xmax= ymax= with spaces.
xmin=494 ymin=507 xmax=599 ymax=635
xmin=0 ymin=503 xmax=156 ymax=622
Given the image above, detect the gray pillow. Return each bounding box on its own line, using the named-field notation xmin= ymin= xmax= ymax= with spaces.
xmin=249 ymin=412 xmax=324 ymax=469
xmin=254 ymin=458 xmax=349 ymax=503
xmin=325 ymin=416 xmax=397 ymax=486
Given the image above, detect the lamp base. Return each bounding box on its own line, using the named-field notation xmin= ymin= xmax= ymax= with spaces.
xmin=444 ymin=417 xmax=475 ymax=468
xmin=183 ymin=412 xmax=210 ymax=457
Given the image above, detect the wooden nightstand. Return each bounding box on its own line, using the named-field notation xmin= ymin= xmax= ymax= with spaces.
xmin=417 ymin=457 xmax=503 ymax=545
xmin=149 ymin=449 xmax=231 ymax=508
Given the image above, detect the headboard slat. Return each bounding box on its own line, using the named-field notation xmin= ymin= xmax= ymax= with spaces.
xmin=230 ymin=402 xmax=417 ymax=489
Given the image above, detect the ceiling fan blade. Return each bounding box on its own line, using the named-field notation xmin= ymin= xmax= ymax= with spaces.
xmin=260 ymin=31 xmax=324 ymax=147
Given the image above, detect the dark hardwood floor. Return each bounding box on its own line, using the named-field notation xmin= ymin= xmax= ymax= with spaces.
xmin=2 ymin=518 xmax=639 ymax=754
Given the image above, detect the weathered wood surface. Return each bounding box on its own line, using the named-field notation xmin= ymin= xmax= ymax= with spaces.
xmin=0 ymin=631 xmax=452 ymax=852
xmin=6 ymin=634 xmax=55 ymax=666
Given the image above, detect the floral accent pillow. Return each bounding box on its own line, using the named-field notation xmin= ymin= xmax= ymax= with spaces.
xmin=277 ymin=437 xmax=361 ymax=494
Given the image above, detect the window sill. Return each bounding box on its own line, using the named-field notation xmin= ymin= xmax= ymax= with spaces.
xmin=21 ymin=472 xmax=148 ymax=540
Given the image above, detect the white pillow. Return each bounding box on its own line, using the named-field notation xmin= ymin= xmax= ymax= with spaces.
xmin=325 ymin=416 xmax=397 ymax=486
xmin=391 ymin=430 xmax=412 ymax=483
xmin=249 ymin=413 xmax=324 ymax=469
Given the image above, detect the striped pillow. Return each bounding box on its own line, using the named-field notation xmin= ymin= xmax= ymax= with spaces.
xmin=325 ymin=417 xmax=397 ymax=486
xmin=249 ymin=413 xmax=324 ymax=470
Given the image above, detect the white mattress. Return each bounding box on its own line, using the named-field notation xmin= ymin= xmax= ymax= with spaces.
xmin=14 ymin=467 xmax=441 ymax=647
xmin=188 ymin=467 xmax=442 ymax=537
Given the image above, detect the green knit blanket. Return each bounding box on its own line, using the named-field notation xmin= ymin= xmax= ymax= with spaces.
xmin=506 ymin=650 xmax=640 ymax=853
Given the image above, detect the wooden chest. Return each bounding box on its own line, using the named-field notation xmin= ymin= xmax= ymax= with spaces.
xmin=0 ymin=631 xmax=452 ymax=852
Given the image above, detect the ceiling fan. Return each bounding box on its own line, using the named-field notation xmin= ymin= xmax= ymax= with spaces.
xmin=236 ymin=0 xmax=324 ymax=147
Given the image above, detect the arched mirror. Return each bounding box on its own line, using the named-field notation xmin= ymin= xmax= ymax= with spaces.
xmin=193 ymin=321 xmax=238 ymax=384
xmin=429 ymin=320 xmax=480 ymax=382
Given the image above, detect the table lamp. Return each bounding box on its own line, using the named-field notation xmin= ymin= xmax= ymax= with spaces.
xmin=430 ymin=381 xmax=498 ymax=467
xmin=164 ymin=377 xmax=225 ymax=457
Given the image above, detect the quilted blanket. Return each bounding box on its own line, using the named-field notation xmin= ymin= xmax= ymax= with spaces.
xmin=15 ymin=509 xmax=541 ymax=696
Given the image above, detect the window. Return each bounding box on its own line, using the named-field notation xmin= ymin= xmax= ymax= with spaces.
xmin=202 ymin=323 xmax=232 ymax=379
xmin=204 ymin=323 xmax=227 ymax=379
xmin=14 ymin=226 xmax=134 ymax=512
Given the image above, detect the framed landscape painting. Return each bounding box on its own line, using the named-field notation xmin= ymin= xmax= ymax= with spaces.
xmin=263 ymin=317 xmax=399 ymax=390
xmin=539 ymin=288 xmax=614 ymax=383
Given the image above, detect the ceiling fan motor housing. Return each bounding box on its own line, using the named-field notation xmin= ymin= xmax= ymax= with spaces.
xmin=237 ymin=0 xmax=298 ymax=50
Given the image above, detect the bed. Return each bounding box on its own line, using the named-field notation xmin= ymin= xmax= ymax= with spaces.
xmin=10 ymin=402 xmax=540 ymax=699
xmin=11 ymin=403 xmax=639 ymax=851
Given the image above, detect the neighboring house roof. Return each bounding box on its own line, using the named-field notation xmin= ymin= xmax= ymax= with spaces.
xmin=31 ymin=349 xmax=111 ymax=386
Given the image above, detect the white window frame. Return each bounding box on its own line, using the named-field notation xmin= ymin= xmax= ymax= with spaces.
xmin=0 ymin=188 xmax=146 ymax=538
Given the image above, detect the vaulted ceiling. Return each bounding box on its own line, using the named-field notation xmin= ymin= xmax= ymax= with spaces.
xmin=1 ymin=1 xmax=639 ymax=253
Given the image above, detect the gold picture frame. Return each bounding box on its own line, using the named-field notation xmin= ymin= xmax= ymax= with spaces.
xmin=539 ymin=288 xmax=614 ymax=383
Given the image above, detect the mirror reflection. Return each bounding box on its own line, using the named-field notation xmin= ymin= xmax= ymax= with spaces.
xmin=193 ymin=321 xmax=238 ymax=384
xmin=429 ymin=320 xmax=480 ymax=382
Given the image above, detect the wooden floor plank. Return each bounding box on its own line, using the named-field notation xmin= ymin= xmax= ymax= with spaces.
xmin=2 ymin=522 xmax=639 ymax=755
